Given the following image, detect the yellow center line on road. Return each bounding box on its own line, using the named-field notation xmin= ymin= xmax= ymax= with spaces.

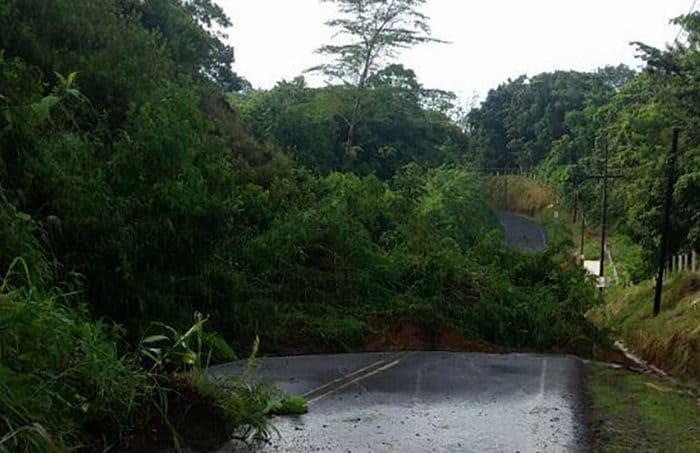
xmin=303 ymin=351 xmax=415 ymax=404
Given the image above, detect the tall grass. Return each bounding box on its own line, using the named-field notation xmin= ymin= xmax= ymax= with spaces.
xmin=0 ymin=258 xmax=294 ymax=451
xmin=0 ymin=259 xmax=148 ymax=451
xmin=488 ymin=175 xmax=556 ymax=215
xmin=590 ymin=272 xmax=700 ymax=383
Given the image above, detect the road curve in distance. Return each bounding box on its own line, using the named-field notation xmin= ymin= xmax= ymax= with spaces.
xmin=497 ymin=211 xmax=547 ymax=251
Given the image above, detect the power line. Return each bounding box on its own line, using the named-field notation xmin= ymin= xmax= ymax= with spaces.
xmin=673 ymin=0 xmax=698 ymax=46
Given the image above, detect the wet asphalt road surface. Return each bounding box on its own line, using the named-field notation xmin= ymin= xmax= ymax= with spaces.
xmin=497 ymin=211 xmax=547 ymax=251
xmin=212 ymin=352 xmax=589 ymax=452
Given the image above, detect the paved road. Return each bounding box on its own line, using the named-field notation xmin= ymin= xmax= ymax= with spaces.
xmin=212 ymin=352 xmax=589 ymax=452
xmin=497 ymin=211 xmax=547 ymax=251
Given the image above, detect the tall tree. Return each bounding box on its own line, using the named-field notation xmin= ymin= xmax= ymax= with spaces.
xmin=310 ymin=0 xmax=442 ymax=149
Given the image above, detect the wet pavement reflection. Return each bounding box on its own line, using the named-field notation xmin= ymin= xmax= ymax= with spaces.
xmin=213 ymin=352 xmax=589 ymax=452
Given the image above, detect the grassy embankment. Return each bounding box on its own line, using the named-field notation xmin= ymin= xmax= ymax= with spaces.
xmin=588 ymin=364 xmax=700 ymax=452
xmin=587 ymin=270 xmax=700 ymax=452
xmin=589 ymin=272 xmax=700 ymax=384
xmin=487 ymin=174 xmax=556 ymax=216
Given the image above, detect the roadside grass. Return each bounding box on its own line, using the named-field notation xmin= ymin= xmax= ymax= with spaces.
xmin=488 ymin=175 xmax=556 ymax=215
xmin=588 ymin=364 xmax=700 ymax=452
xmin=589 ymin=272 xmax=700 ymax=384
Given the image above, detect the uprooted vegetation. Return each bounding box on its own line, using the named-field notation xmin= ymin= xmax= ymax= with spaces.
xmin=230 ymin=166 xmax=607 ymax=355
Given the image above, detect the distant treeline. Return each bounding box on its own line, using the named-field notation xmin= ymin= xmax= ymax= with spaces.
xmin=467 ymin=17 xmax=700 ymax=279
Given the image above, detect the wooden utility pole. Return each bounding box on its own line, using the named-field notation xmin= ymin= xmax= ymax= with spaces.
xmin=580 ymin=213 xmax=586 ymax=260
xmin=598 ymin=143 xmax=610 ymax=289
xmin=573 ymin=167 xmax=586 ymax=261
xmin=578 ymin=141 xmax=624 ymax=291
xmin=572 ymin=167 xmax=580 ymax=224
xmin=653 ymin=127 xmax=680 ymax=316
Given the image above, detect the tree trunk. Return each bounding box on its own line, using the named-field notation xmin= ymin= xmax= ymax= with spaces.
xmin=345 ymin=48 xmax=373 ymax=150
xmin=345 ymin=92 xmax=362 ymax=150
xmin=346 ymin=121 xmax=356 ymax=150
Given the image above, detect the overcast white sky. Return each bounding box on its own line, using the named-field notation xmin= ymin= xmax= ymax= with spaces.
xmin=220 ymin=0 xmax=693 ymax=102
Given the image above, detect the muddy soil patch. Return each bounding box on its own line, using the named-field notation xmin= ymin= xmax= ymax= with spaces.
xmin=366 ymin=321 xmax=497 ymax=353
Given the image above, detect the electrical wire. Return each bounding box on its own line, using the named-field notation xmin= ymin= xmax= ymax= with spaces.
xmin=673 ymin=0 xmax=699 ymax=46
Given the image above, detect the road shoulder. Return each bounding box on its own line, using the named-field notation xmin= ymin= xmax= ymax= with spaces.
xmin=587 ymin=363 xmax=700 ymax=452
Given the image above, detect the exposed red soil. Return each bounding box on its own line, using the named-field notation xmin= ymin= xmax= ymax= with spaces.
xmin=365 ymin=321 xmax=497 ymax=353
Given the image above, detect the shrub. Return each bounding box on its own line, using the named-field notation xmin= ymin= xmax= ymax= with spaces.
xmin=0 ymin=261 xmax=148 ymax=451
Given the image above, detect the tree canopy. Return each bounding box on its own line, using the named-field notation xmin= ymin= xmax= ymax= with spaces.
xmin=309 ymin=0 xmax=443 ymax=148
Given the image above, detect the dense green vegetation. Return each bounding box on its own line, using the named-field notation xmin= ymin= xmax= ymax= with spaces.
xmin=469 ymin=66 xmax=634 ymax=170
xmin=232 ymin=67 xmax=466 ymax=178
xmin=0 ymin=0 xmax=300 ymax=449
xmin=468 ymin=15 xmax=700 ymax=282
xmin=0 ymin=0 xmax=652 ymax=449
